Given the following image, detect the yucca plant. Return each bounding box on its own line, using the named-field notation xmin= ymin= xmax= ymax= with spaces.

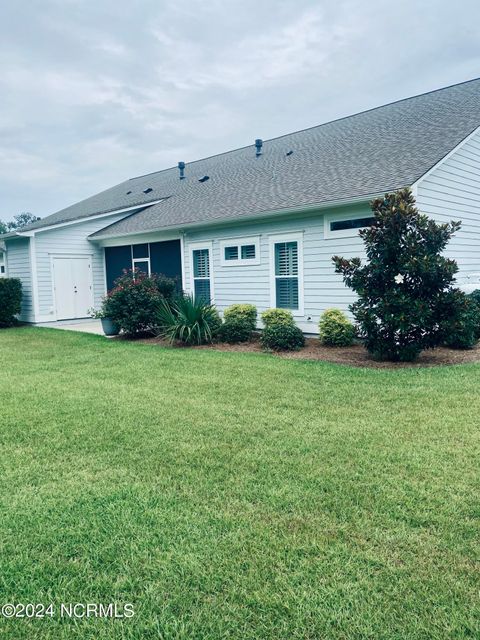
xmin=156 ymin=294 xmax=221 ymax=345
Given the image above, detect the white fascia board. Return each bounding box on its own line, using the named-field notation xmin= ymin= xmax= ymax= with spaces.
xmin=93 ymin=229 xmax=182 ymax=247
xmin=90 ymin=193 xmax=381 ymax=242
xmin=16 ymin=200 xmax=165 ymax=236
xmin=411 ymin=124 xmax=480 ymax=191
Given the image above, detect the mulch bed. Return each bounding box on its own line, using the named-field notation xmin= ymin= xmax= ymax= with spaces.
xmin=132 ymin=335 xmax=480 ymax=369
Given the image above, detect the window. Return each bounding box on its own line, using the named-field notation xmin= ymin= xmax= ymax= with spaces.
xmin=191 ymin=245 xmax=212 ymax=302
xmin=330 ymin=217 xmax=375 ymax=232
xmin=220 ymin=237 xmax=260 ymax=266
xmin=0 ymin=265 xmax=4 ymax=274
xmin=132 ymin=243 xmax=150 ymax=276
xmin=269 ymin=233 xmax=304 ymax=315
xmin=325 ymin=213 xmax=376 ymax=238
xmin=224 ymin=246 xmax=239 ymax=261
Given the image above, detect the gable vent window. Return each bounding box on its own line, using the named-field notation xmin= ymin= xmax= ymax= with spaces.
xmin=220 ymin=237 xmax=260 ymax=266
xmin=192 ymin=247 xmax=211 ymax=303
xmin=325 ymin=213 xmax=376 ymax=238
xmin=330 ymin=216 xmax=375 ymax=232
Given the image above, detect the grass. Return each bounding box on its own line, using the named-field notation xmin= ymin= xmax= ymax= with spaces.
xmin=0 ymin=327 xmax=479 ymax=639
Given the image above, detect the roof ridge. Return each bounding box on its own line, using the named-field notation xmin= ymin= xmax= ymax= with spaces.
xmin=128 ymin=76 xmax=480 ymax=182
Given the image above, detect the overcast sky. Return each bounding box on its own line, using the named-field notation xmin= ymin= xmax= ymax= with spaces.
xmin=0 ymin=0 xmax=478 ymax=221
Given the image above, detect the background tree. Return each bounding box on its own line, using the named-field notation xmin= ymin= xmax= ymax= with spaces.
xmin=6 ymin=212 xmax=41 ymax=231
xmin=333 ymin=188 xmax=461 ymax=361
xmin=0 ymin=220 xmax=7 ymax=234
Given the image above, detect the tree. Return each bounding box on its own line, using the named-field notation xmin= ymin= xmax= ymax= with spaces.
xmin=0 ymin=220 xmax=7 ymax=234
xmin=332 ymin=188 xmax=461 ymax=361
xmin=7 ymin=212 xmax=41 ymax=231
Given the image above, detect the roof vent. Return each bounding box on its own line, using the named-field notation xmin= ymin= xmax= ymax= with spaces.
xmin=126 ymin=190 xmax=132 ymax=194
xmin=178 ymin=161 xmax=186 ymax=180
xmin=286 ymin=150 xmax=293 ymax=156
xmin=255 ymin=138 xmax=263 ymax=157
xmin=143 ymin=187 xmax=153 ymax=194
xmin=198 ymin=175 xmax=210 ymax=183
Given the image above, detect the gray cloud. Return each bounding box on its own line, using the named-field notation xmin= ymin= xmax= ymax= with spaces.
xmin=0 ymin=0 xmax=479 ymax=220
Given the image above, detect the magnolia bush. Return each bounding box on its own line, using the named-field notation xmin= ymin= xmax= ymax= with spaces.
xmin=333 ymin=188 xmax=461 ymax=362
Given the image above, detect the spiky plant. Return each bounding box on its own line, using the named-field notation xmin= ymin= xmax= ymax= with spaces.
xmin=156 ymin=294 xmax=221 ymax=345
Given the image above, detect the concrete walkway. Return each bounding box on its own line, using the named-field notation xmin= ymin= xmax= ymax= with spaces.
xmin=36 ymin=319 xmax=105 ymax=335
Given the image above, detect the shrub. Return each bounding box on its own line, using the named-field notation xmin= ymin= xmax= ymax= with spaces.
xmin=443 ymin=290 xmax=479 ymax=349
xmin=319 ymin=308 xmax=355 ymax=347
xmin=156 ymin=294 xmax=221 ymax=345
xmin=223 ymin=304 xmax=257 ymax=330
xmin=261 ymin=323 xmax=305 ymax=351
xmin=0 ymin=278 xmax=22 ymax=327
xmin=467 ymin=290 xmax=480 ymax=339
xmin=103 ymin=269 xmax=176 ymax=336
xmin=333 ymin=188 xmax=461 ymax=362
xmin=217 ymin=318 xmax=253 ymax=343
xmin=261 ymin=308 xmax=295 ymax=328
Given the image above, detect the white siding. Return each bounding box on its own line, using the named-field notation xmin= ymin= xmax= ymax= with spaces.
xmin=34 ymin=213 xmax=128 ymax=321
xmin=4 ymin=238 xmax=33 ymax=321
xmin=183 ymin=204 xmax=370 ymax=333
xmin=416 ymin=127 xmax=480 ymax=282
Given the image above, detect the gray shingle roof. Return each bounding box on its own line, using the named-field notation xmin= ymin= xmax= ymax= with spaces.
xmin=25 ymin=78 xmax=480 ymax=236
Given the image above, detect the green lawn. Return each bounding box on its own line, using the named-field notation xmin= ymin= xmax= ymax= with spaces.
xmin=0 ymin=327 xmax=479 ymax=639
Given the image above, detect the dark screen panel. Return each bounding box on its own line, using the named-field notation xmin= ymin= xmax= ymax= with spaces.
xmin=104 ymin=245 xmax=132 ymax=291
xmin=150 ymin=240 xmax=182 ymax=289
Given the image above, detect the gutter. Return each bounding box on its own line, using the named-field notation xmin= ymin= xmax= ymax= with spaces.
xmin=89 ymin=192 xmax=385 ymax=242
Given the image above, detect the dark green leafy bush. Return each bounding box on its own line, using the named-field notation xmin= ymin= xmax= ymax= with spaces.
xmin=103 ymin=269 xmax=176 ymax=336
xmin=261 ymin=308 xmax=295 ymax=327
xmin=223 ymin=304 xmax=257 ymax=330
xmin=0 ymin=278 xmax=22 ymax=327
xmin=156 ymin=294 xmax=221 ymax=345
xmin=217 ymin=318 xmax=253 ymax=343
xmin=318 ymin=308 xmax=355 ymax=347
xmin=467 ymin=289 xmax=480 ymax=340
xmin=261 ymin=323 xmax=305 ymax=351
xmin=333 ymin=188 xmax=461 ymax=362
xmin=443 ymin=290 xmax=479 ymax=349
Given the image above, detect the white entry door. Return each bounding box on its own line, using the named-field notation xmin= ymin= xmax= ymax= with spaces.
xmin=52 ymin=257 xmax=94 ymax=320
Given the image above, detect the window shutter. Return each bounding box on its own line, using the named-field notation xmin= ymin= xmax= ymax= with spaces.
xmin=194 ymin=279 xmax=211 ymax=302
xmin=193 ymin=249 xmax=210 ymax=278
xmin=275 ymin=242 xmax=298 ymax=276
xmin=276 ymin=278 xmax=299 ymax=309
xmin=241 ymin=244 xmax=256 ymax=259
xmin=224 ymin=246 xmax=238 ymax=261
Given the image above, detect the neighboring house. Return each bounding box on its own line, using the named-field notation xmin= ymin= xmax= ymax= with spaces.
xmin=2 ymin=78 xmax=480 ymax=332
xmin=0 ymin=242 xmax=5 ymax=277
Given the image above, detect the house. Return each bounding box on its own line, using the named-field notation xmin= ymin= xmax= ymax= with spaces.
xmin=0 ymin=242 xmax=5 ymax=277
xmin=2 ymin=78 xmax=480 ymax=332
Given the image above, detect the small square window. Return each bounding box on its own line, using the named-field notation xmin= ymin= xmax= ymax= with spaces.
xmin=224 ymin=246 xmax=239 ymax=261
xmin=0 ymin=266 xmax=4 ymax=274
xmin=241 ymin=244 xmax=256 ymax=260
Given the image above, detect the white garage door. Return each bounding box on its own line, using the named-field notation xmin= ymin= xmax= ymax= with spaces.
xmin=52 ymin=256 xmax=94 ymax=320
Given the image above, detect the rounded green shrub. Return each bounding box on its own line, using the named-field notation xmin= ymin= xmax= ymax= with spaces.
xmin=261 ymin=323 xmax=305 ymax=351
xmin=261 ymin=308 xmax=295 ymax=328
xmin=443 ymin=291 xmax=479 ymax=349
xmin=103 ymin=269 xmax=176 ymax=336
xmin=0 ymin=278 xmax=22 ymax=327
xmin=217 ymin=318 xmax=252 ymax=343
xmin=223 ymin=304 xmax=257 ymax=330
xmin=318 ymin=308 xmax=355 ymax=347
